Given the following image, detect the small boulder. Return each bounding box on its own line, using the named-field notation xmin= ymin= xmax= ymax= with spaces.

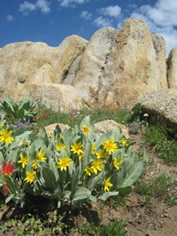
xmin=94 ymin=120 xmax=129 ymax=138
xmin=45 ymin=123 xmax=70 ymax=135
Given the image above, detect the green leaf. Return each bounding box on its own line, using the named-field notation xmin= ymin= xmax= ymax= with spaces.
xmin=89 ymin=195 xmax=97 ymax=202
xmin=63 ymin=190 xmax=71 ymax=201
xmin=0 ymin=152 xmax=4 ymax=164
xmin=119 ymin=186 xmax=132 ymax=197
xmin=5 ymin=194 xmax=15 ymax=204
xmin=98 ymin=191 xmax=119 ymax=201
xmin=110 ymin=127 xmax=123 ymax=140
xmin=49 ymin=158 xmax=59 ymax=181
xmin=4 ymin=95 xmax=15 ymax=113
xmin=71 ymin=166 xmax=81 ymax=194
xmin=57 ymin=201 xmax=61 ymax=208
xmin=9 ymin=130 xmax=32 ymax=149
xmin=72 ymin=187 xmax=91 ymax=201
xmin=40 ymin=166 xmax=57 ymax=189
xmin=118 ymin=160 xmax=144 ymax=188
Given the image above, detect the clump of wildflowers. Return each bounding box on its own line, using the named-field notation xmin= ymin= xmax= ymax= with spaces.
xmin=0 ymin=115 xmax=145 ymax=208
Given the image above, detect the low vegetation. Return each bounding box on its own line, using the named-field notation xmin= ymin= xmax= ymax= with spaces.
xmin=0 ymin=95 xmax=176 ymax=235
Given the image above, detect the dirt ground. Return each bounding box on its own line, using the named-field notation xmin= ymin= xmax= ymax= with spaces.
xmin=0 ymin=132 xmax=177 ymax=236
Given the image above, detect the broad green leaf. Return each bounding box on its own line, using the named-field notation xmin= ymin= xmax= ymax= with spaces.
xmin=9 ymin=130 xmax=32 ymax=149
xmin=118 ymin=160 xmax=144 ymax=188
xmin=110 ymin=128 xmax=123 ymax=140
xmin=89 ymin=195 xmax=97 ymax=202
xmin=5 ymin=194 xmax=15 ymax=204
xmin=49 ymin=157 xmax=59 ymax=181
xmin=71 ymin=166 xmax=81 ymax=194
xmin=40 ymin=166 xmax=57 ymax=189
xmin=72 ymin=187 xmax=91 ymax=201
xmin=98 ymin=191 xmax=119 ymax=201
xmin=4 ymin=96 xmax=15 ymax=113
xmin=63 ymin=190 xmax=71 ymax=201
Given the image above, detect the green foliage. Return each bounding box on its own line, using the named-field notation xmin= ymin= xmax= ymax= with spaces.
xmin=128 ymin=103 xmax=143 ymax=123
xmin=0 ymin=211 xmax=67 ymax=236
xmin=35 ymin=104 xmax=130 ymax=128
xmin=143 ymin=125 xmax=167 ymax=145
xmin=135 ymin=174 xmax=177 ymax=204
xmin=99 ymin=220 xmax=127 ymax=236
xmin=143 ymin=124 xmax=177 ymax=164
xmin=76 ymin=220 xmax=127 ymax=236
xmin=0 ymin=92 xmax=39 ymax=122
xmin=155 ymin=139 xmax=177 ymax=163
xmin=0 ymin=115 xmax=145 ymax=209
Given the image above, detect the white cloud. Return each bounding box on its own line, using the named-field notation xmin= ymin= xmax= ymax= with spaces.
xmin=80 ymin=11 xmax=92 ymax=20
xmin=6 ymin=15 xmax=15 ymax=22
xmin=19 ymin=0 xmax=50 ymax=15
xmin=93 ymin=16 xmax=113 ymax=28
xmin=58 ymin=0 xmax=89 ymax=7
xmin=36 ymin=0 xmax=51 ymax=14
xmin=99 ymin=5 xmax=121 ymax=18
xmin=19 ymin=1 xmax=36 ymax=14
xmin=130 ymin=0 xmax=177 ymax=55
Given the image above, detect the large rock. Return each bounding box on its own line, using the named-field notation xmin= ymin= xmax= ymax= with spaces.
xmin=167 ymin=48 xmax=177 ymax=89
xmin=30 ymin=83 xmax=84 ymax=112
xmin=0 ymin=35 xmax=88 ymax=101
xmin=139 ymin=89 xmax=177 ymax=129
xmin=64 ymin=18 xmax=167 ymax=109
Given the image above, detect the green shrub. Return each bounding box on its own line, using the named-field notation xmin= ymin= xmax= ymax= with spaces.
xmin=0 ymin=92 xmax=39 ymax=122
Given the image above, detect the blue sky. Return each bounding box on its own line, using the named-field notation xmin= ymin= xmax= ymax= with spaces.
xmin=1 ymin=0 xmax=177 ymax=55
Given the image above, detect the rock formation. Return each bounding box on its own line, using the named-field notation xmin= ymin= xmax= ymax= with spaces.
xmin=0 ymin=18 xmax=176 ymax=112
xmin=167 ymin=48 xmax=177 ymax=89
xmin=0 ymin=35 xmax=87 ymax=101
xmin=65 ymin=19 xmax=167 ymax=109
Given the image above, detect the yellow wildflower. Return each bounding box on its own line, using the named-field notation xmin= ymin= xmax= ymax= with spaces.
xmin=82 ymin=125 xmax=90 ymax=134
xmin=103 ymin=139 xmax=117 ymax=154
xmin=104 ymin=177 xmax=113 ymax=191
xmin=96 ymin=149 xmax=107 ymax=159
xmin=36 ymin=149 xmax=47 ymax=162
xmin=24 ymin=171 xmax=36 ymax=184
xmin=47 ymin=132 xmax=53 ymax=137
xmin=71 ymin=142 xmax=83 ymax=155
xmin=91 ymin=144 xmax=96 ymax=154
xmin=0 ymin=128 xmax=14 ymax=145
xmin=32 ymin=159 xmax=39 ymax=169
xmin=18 ymin=153 xmax=29 ymax=168
xmin=0 ymin=123 xmax=3 ymax=128
xmin=91 ymin=159 xmax=103 ymax=175
xmin=121 ymin=138 xmax=128 ymax=146
xmin=56 ymin=143 xmax=66 ymax=152
xmin=113 ymin=158 xmax=124 ymax=170
xmin=78 ymin=151 xmax=84 ymax=160
xmin=57 ymin=157 xmax=72 ymax=171
xmin=85 ymin=166 xmax=92 ymax=176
